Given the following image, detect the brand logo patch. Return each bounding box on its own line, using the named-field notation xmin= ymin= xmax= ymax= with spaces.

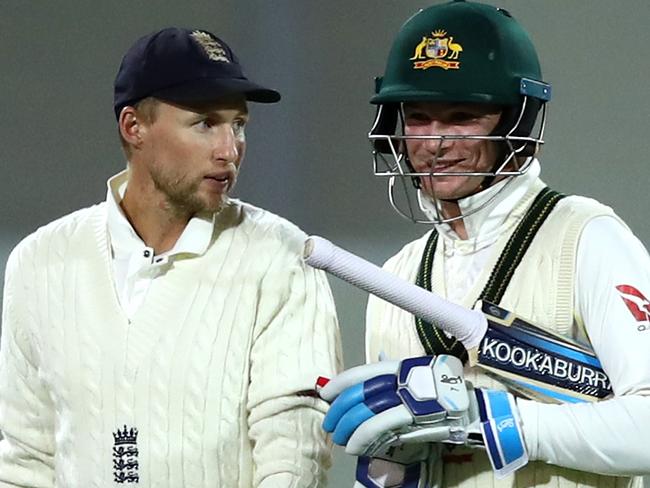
xmin=497 ymin=418 xmax=515 ymax=432
xmin=410 ymin=29 xmax=463 ymax=70
xmin=113 ymin=425 xmax=139 ymax=483
xmin=191 ymin=30 xmax=230 ymax=62
xmin=616 ymin=284 xmax=650 ymax=331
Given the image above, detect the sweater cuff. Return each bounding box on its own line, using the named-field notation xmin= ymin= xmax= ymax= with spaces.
xmin=258 ymin=472 xmax=297 ymax=488
xmin=516 ymin=398 xmax=540 ymax=460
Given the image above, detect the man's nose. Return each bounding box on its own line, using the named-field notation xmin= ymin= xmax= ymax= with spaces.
xmin=421 ymin=121 xmax=455 ymax=154
xmin=212 ymin=125 xmax=239 ymax=162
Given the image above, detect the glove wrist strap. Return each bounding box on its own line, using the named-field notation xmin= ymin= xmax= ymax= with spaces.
xmin=475 ymin=388 xmax=528 ymax=478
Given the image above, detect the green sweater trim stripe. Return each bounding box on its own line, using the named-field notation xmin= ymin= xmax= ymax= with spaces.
xmin=481 ymin=187 xmax=566 ymax=304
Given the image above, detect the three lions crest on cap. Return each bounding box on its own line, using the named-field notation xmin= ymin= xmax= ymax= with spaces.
xmin=190 ymin=30 xmax=230 ymax=63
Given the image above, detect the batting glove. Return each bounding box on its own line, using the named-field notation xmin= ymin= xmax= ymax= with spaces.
xmin=320 ymin=355 xmax=528 ymax=478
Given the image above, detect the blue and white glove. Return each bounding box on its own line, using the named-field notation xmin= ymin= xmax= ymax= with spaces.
xmin=320 ymin=355 xmax=528 ymax=479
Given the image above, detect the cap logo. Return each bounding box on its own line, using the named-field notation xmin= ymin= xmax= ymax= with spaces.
xmin=410 ymin=29 xmax=463 ymax=70
xmin=190 ymin=30 xmax=230 ymax=63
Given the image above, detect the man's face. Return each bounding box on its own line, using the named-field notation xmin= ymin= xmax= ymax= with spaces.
xmin=136 ymin=97 xmax=248 ymax=215
xmin=403 ymin=101 xmax=502 ymax=201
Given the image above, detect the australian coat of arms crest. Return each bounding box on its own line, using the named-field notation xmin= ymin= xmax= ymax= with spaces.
xmin=410 ymin=30 xmax=463 ymax=70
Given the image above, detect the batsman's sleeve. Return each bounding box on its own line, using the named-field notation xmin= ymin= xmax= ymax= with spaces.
xmin=0 ymin=246 xmax=56 ymax=487
xmin=518 ymin=215 xmax=650 ymax=475
xmin=247 ymin=243 xmax=343 ymax=488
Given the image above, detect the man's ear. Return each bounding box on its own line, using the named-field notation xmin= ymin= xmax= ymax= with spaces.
xmin=118 ymin=106 xmax=144 ymax=148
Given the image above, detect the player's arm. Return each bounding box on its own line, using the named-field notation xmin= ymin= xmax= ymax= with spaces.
xmin=0 ymin=246 xmax=56 ymax=487
xmin=307 ymin=236 xmax=609 ymax=404
xmin=247 ymin=242 xmax=342 ymax=488
xmin=518 ymin=216 xmax=650 ymax=475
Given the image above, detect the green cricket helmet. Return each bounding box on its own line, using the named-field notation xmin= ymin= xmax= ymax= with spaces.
xmin=369 ymin=0 xmax=551 ymax=224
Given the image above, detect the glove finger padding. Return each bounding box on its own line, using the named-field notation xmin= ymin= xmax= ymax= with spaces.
xmin=320 ymin=361 xmax=401 ymax=402
xmin=333 ymin=389 xmax=403 ymax=447
xmin=323 ymin=373 xmax=399 ymax=438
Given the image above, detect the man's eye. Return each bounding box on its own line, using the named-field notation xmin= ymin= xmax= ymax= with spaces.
xmin=232 ymin=119 xmax=247 ymax=135
xmin=197 ymin=119 xmax=213 ymax=129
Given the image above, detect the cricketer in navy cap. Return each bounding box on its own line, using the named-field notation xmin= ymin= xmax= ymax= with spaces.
xmin=0 ymin=24 xmax=341 ymax=487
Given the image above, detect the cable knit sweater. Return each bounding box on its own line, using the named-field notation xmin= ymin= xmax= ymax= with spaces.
xmin=0 ymin=198 xmax=342 ymax=487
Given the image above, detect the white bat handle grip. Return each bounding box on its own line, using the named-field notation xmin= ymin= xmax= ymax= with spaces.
xmin=304 ymin=235 xmax=487 ymax=350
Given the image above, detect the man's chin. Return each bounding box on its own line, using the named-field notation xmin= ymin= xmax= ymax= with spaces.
xmin=201 ymin=195 xmax=229 ymax=214
xmin=166 ymin=192 xmax=227 ymax=217
xmin=421 ymin=179 xmax=483 ymax=202
xmin=422 ymin=184 xmax=462 ymax=201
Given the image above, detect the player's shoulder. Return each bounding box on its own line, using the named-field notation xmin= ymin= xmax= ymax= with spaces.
xmin=554 ymin=194 xmax=617 ymax=219
xmin=9 ymin=203 xmax=106 ymax=267
xmin=549 ymin=193 xmax=628 ymax=234
xmin=225 ymin=199 xmax=308 ymax=256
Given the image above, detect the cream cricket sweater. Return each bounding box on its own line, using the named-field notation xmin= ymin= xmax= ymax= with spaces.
xmin=0 ymin=199 xmax=342 ymax=487
xmin=367 ymin=165 xmax=650 ymax=486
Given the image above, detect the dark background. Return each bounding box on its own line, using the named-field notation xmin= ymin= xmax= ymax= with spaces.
xmin=2 ymin=1 xmax=649 ymax=484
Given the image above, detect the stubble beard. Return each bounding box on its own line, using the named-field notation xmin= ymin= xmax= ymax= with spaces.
xmin=151 ymin=169 xmax=227 ymax=219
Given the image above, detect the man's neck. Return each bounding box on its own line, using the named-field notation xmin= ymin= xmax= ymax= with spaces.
xmin=120 ymin=183 xmax=190 ymax=255
xmin=441 ymin=201 xmax=468 ymax=240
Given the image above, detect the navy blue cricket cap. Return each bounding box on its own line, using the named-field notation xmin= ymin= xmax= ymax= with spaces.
xmin=113 ymin=27 xmax=281 ymax=119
